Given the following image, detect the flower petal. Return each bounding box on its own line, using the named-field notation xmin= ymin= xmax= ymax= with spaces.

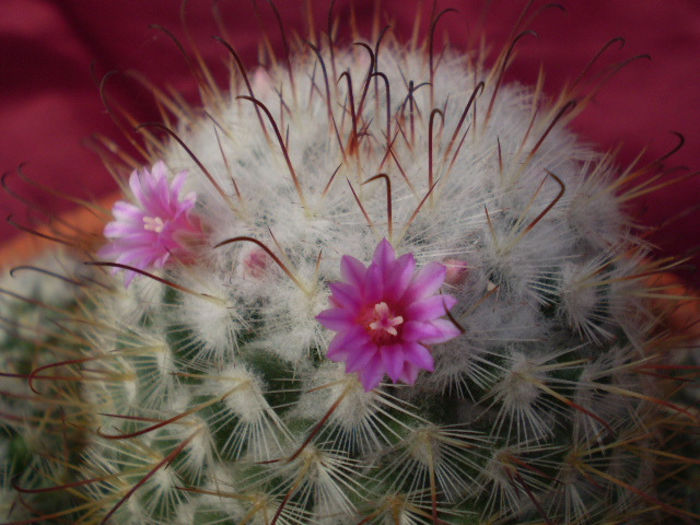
xmin=327 ymin=325 xmax=369 ymax=359
xmin=363 ymin=263 xmax=383 ymax=302
xmin=326 ymin=339 xmax=350 ymax=362
xmin=345 ymin=342 xmax=377 ymax=373
xmin=111 ymin=201 xmax=142 ymax=223
xmin=401 ymin=320 xmax=447 ymax=342
xmin=358 ymin=353 xmax=385 ymax=391
xmin=420 ymin=319 xmax=461 ymax=344
xmin=316 ymin=308 xmax=356 ymax=331
xmin=123 ymin=270 xmax=138 ymax=287
xmin=380 ymin=344 xmax=406 ymax=382
xmin=402 ymin=342 xmax=435 ymax=372
xmin=405 ymin=294 xmax=457 ymax=321
xmin=340 ymin=255 xmax=367 ymax=289
xmin=150 ymin=160 xmax=168 ymax=179
xmin=328 ymin=281 xmax=362 ymax=309
xmin=384 ymin=253 xmax=416 ymax=301
xmin=402 ymin=262 xmax=447 ymax=303
xmin=372 ymin=238 xmax=396 ymax=277
xmin=169 ymin=170 xmax=188 ymax=196
xmin=399 ymin=362 xmax=420 ymax=384
xmin=128 ymin=171 xmax=145 ymax=204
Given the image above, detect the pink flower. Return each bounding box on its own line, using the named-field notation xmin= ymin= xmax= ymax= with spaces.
xmin=443 ymin=258 xmax=469 ymax=286
xmin=242 ymin=247 xmax=269 ymax=279
xmin=99 ymin=161 xmax=202 ymax=286
xmin=317 ymin=239 xmax=460 ymax=391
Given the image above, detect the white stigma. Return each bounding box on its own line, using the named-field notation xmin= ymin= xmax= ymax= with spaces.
xmin=368 ymin=301 xmax=404 ymax=336
xmin=143 ymin=216 xmax=165 ymax=233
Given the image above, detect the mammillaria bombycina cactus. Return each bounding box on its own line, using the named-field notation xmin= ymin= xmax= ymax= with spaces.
xmin=1 ymin=2 xmax=698 ymax=524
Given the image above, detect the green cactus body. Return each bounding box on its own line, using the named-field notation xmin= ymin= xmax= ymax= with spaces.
xmin=1 ymin=4 xmax=697 ymax=525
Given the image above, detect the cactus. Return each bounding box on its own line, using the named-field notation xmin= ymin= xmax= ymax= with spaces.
xmin=1 ymin=3 xmax=698 ymax=524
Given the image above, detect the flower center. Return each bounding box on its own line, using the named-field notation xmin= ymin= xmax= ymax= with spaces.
xmin=367 ymin=301 xmax=404 ymax=341
xmin=143 ymin=216 xmax=166 ymax=233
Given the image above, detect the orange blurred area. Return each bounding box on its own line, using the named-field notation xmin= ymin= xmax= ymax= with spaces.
xmin=0 ymin=192 xmax=118 ymax=270
xmin=646 ymin=271 xmax=700 ymax=339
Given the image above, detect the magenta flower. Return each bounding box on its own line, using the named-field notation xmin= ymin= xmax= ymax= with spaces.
xmin=317 ymin=239 xmax=460 ymax=391
xmin=99 ymin=161 xmax=202 ymax=286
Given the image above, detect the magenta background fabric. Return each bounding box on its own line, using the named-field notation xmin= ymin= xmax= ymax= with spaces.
xmin=1 ymin=1 xmax=698 ymax=283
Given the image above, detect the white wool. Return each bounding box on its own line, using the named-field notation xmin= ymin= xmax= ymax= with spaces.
xmin=4 ymin=19 xmax=686 ymax=524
